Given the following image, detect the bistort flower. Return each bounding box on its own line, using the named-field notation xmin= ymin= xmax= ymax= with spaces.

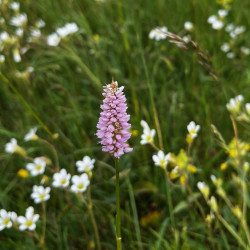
xmin=96 ymin=79 xmax=132 ymax=158
xmin=76 ymin=156 xmax=95 ymax=173
xmin=26 ymin=157 xmax=46 ymax=176
xmin=52 ymin=169 xmax=71 ymax=188
xmin=71 ymin=173 xmax=90 ymax=193
xmin=17 ymin=206 xmax=39 ymax=231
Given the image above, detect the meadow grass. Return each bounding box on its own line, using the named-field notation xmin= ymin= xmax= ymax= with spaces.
xmin=0 ymin=0 xmax=250 ymax=249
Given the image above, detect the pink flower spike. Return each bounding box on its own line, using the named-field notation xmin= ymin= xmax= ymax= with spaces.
xmin=97 ymin=79 xmax=133 ymax=158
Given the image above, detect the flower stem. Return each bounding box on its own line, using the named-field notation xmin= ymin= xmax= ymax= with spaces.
xmin=39 ymin=201 xmax=46 ymax=249
xmin=164 ymin=170 xmax=175 ymax=229
xmin=115 ymin=158 xmax=122 ymax=250
xmin=87 ymin=188 xmax=101 ymax=250
xmin=38 ymin=138 xmax=60 ymax=171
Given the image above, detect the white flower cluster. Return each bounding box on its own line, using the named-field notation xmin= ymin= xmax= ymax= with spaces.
xmin=47 ymin=22 xmax=79 ymax=46
xmin=0 ymin=207 xmax=39 ymax=232
xmin=207 ymin=9 xmax=228 ymax=30
xmin=0 ymin=1 xmax=46 ymax=65
xmin=226 ymin=95 xmax=244 ymax=114
xmin=149 ymin=26 xmax=168 ymax=41
xmin=52 ymin=156 xmax=94 ymax=192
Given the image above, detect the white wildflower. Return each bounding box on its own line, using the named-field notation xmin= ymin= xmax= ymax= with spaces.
xmin=152 ymin=150 xmax=171 ymax=169
xmin=31 ymin=185 xmax=50 ymax=203
xmin=15 ymin=28 xmax=23 ymax=37
xmin=36 ymin=19 xmax=45 ymax=28
xmin=187 ymin=121 xmax=200 ymax=139
xmin=52 ymin=169 xmax=71 ymax=188
xmin=10 ymin=2 xmax=20 ymax=11
xmin=0 ymin=209 xmax=12 ymax=231
xmin=13 ymin=48 xmax=21 ymax=63
xmin=76 ymin=156 xmax=95 ymax=173
xmin=71 ymin=173 xmax=90 ymax=193
xmin=220 ymin=43 xmax=230 ymax=53
xmin=26 ymin=157 xmax=46 ymax=176
xmin=207 ymin=15 xmax=217 ymax=24
xmin=197 ymin=181 xmax=209 ymax=199
xmin=226 ymin=95 xmax=243 ymax=114
xmin=56 ymin=22 xmax=79 ymax=38
xmin=149 ymin=26 xmax=168 ymax=41
xmin=47 ymin=33 xmax=60 ymax=46
xmin=240 ymin=47 xmax=250 ymax=55
xmin=17 ymin=207 xmax=39 ymax=231
xmin=212 ymin=19 xmax=224 ymax=30
xmin=218 ymin=9 xmax=228 ymax=18
xmin=10 ymin=13 xmax=27 ymax=27
xmin=226 ymin=52 xmax=235 ymax=59
xmin=140 ymin=120 xmax=156 ymax=145
xmin=184 ymin=21 xmax=193 ymax=31
xmin=31 ymin=29 xmax=41 ymax=38
xmin=225 ymin=23 xmax=234 ymax=32
xmin=0 ymin=55 xmax=5 ymax=63
xmin=245 ymin=103 xmax=250 ymax=115
xmin=5 ymin=138 xmax=26 ymax=155
xmin=24 ymin=127 xmax=38 ymax=141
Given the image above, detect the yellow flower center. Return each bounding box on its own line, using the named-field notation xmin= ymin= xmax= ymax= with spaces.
xmin=36 ymin=165 xmax=42 ymax=171
xmin=159 ymin=159 xmax=166 ymax=167
xmin=40 ymin=194 xmax=45 ymax=200
xmin=146 ymin=135 xmax=152 ymax=142
xmin=61 ymin=179 xmax=66 ymax=185
xmin=77 ymin=184 xmax=84 ymax=189
xmin=25 ymin=220 xmax=33 ymax=227
xmin=190 ymin=129 xmax=196 ymax=134
xmin=3 ymin=218 xmax=10 ymax=226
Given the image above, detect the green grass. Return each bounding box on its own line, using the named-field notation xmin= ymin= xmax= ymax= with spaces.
xmin=0 ymin=0 xmax=250 ymax=249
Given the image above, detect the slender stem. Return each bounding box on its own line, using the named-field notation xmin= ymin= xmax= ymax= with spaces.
xmin=137 ymin=34 xmax=164 ymax=150
xmin=115 ymin=158 xmax=122 ymax=250
xmin=164 ymin=170 xmax=175 ymax=229
xmin=150 ymin=142 xmax=160 ymax=151
xmin=186 ymin=182 xmax=206 ymax=220
xmin=38 ymin=138 xmax=60 ymax=171
xmin=230 ymin=116 xmax=249 ymax=242
xmin=87 ymin=187 xmax=101 ymax=250
xmin=39 ymin=202 xmax=46 ymax=249
xmin=216 ymin=213 xmax=247 ymax=249
xmin=0 ymin=73 xmax=54 ymax=139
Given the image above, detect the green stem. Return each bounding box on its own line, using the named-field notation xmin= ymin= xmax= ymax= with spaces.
xmin=38 ymin=138 xmax=60 ymax=171
xmin=164 ymin=170 xmax=175 ymax=229
xmin=136 ymin=34 xmax=164 ymax=150
xmin=87 ymin=188 xmax=101 ymax=250
xmin=39 ymin=202 xmax=46 ymax=249
xmin=115 ymin=158 xmax=122 ymax=250
xmin=216 ymin=213 xmax=247 ymax=249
